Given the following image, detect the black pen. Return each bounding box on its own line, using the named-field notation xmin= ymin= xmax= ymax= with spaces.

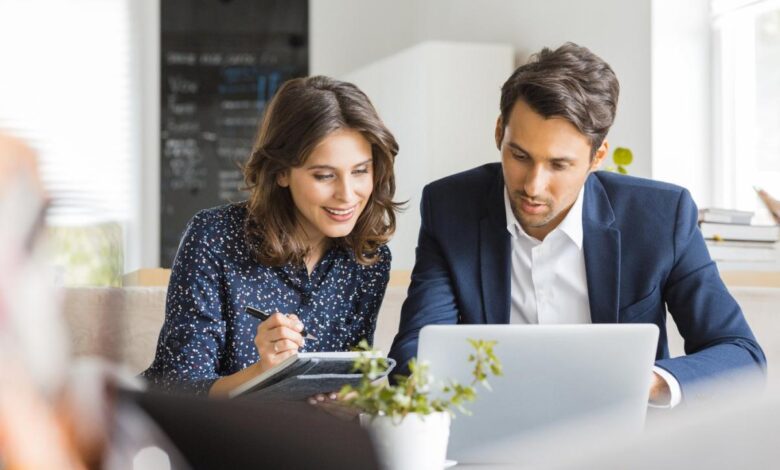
xmin=245 ymin=306 xmax=318 ymax=341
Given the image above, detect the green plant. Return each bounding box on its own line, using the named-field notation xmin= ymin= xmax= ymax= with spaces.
xmin=605 ymin=146 xmax=633 ymax=174
xmin=339 ymin=339 xmax=503 ymax=420
xmin=47 ymin=221 xmax=123 ymax=286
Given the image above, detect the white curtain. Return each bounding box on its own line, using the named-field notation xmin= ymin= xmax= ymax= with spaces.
xmin=0 ymin=0 xmax=142 ymax=274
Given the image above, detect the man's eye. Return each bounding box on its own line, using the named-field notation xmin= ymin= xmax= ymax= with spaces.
xmin=552 ymin=163 xmax=568 ymax=171
xmin=314 ymin=174 xmax=334 ymax=181
xmin=512 ymin=153 xmax=528 ymax=161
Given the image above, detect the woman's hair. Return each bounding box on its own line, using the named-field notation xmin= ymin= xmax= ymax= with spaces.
xmin=500 ymin=42 xmax=619 ymax=157
xmin=242 ymin=75 xmax=401 ymax=266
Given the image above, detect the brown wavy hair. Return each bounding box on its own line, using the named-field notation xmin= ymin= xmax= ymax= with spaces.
xmin=243 ymin=76 xmax=401 ymax=267
xmin=500 ymin=42 xmax=619 ymax=158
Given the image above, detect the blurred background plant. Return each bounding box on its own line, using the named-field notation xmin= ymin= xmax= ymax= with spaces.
xmin=47 ymin=222 xmax=123 ymax=287
xmin=605 ymin=147 xmax=634 ymax=174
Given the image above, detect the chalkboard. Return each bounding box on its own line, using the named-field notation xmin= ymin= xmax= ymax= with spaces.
xmin=160 ymin=0 xmax=308 ymax=267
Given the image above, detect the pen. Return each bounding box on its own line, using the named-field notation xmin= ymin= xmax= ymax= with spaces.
xmin=245 ymin=305 xmax=318 ymax=341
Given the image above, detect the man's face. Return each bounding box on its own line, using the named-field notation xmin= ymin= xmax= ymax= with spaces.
xmin=497 ymin=100 xmax=607 ymax=240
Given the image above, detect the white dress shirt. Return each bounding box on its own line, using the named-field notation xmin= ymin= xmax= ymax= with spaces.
xmin=503 ymin=185 xmax=681 ymax=408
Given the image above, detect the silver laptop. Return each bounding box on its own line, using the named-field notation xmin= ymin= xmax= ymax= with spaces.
xmin=418 ymin=324 xmax=659 ymax=464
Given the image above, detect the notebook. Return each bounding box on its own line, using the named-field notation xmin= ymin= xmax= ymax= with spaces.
xmin=229 ymin=351 xmax=395 ymax=401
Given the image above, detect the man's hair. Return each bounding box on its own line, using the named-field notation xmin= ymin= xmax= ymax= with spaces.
xmin=500 ymin=42 xmax=620 ymax=156
xmin=243 ymin=76 xmax=401 ymax=266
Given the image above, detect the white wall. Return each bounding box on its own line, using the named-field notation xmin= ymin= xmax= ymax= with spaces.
xmin=421 ymin=0 xmax=654 ymax=178
xmin=344 ymin=42 xmax=514 ymax=269
xmin=309 ymin=0 xmax=422 ymax=77
xmin=651 ymin=0 xmax=712 ymax=207
xmin=132 ymin=0 xmax=161 ymax=270
xmin=311 ymin=0 xmax=654 ymax=178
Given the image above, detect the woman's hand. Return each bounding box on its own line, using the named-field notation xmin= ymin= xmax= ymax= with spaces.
xmin=209 ymin=312 xmax=305 ymax=396
xmin=255 ymin=313 xmax=305 ymax=373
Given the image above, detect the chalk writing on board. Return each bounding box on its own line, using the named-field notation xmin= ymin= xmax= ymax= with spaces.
xmin=218 ymin=169 xmax=244 ymax=201
xmin=164 ymin=120 xmax=200 ymax=134
xmin=163 ymin=138 xmax=207 ymax=191
xmin=167 ymin=75 xmax=198 ymax=94
xmin=200 ymin=52 xmax=223 ymax=66
xmin=224 ymin=53 xmax=256 ymax=66
xmin=160 ymin=0 xmax=308 ymax=267
xmin=166 ymin=51 xmax=196 ymax=65
xmin=167 ymin=96 xmax=197 ymax=116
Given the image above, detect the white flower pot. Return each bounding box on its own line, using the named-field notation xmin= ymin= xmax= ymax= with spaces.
xmin=360 ymin=411 xmax=451 ymax=470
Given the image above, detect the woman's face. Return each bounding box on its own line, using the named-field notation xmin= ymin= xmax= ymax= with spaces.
xmin=277 ymin=128 xmax=374 ymax=246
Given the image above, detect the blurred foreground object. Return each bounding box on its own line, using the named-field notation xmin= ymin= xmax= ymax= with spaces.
xmin=0 ymin=132 xmax=84 ymax=468
xmin=542 ymin=371 xmax=779 ymax=470
xmin=756 ymin=187 xmax=780 ymax=224
xmin=0 ymin=132 xmax=69 ymax=391
xmin=126 ymin=390 xmax=379 ymax=470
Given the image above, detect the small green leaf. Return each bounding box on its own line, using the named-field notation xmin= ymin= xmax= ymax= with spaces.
xmin=613 ymin=147 xmax=633 ymax=166
xmin=617 ymin=165 xmax=628 ymax=175
xmin=341 ymin=338 xmax=503 ymax=418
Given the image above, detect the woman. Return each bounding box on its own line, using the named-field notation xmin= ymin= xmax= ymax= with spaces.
xmin=143 ymin=76 xmax=401 ymax=396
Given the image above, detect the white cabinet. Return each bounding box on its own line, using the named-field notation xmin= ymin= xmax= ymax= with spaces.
xmin=344 ymin=41 xmax=515 ymax=269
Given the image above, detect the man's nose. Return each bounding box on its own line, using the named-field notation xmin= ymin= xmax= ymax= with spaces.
xmin=523 ymin=165 xmax=548 ymax=198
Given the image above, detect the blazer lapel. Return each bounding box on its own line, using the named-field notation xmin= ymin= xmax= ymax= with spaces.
xmin=480 ymin=172 xmax=511 ymax=325
xmin=582 ymin=175 xmax=621 ymax=324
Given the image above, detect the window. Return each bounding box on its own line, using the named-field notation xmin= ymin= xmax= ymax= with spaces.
xmin=0 ymin=0 xmax=140 ymax=285
xmin=712 ymin=0 xmax=780 ymax=220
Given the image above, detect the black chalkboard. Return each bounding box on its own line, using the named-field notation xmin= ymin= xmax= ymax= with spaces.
xmin=160 ymin=0 xmax=308 ymax=267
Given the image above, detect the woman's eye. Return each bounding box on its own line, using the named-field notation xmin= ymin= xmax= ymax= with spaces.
xmin=314 ymin=173 xmax=334 ymax=181
xmin=353 ymin=167 xmax=370 ymax=175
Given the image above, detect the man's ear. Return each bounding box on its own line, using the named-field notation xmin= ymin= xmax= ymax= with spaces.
xmin=495 ymin=115 xmax=504 ymax=150
xmin=590 ymin=139 xmax=609 ymax=172
xmin=276 ymin=170 xmax=290 ymax=188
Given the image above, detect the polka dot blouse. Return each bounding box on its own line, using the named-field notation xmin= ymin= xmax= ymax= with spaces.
xmin=142 ymin=203 xmax=391 ymax=395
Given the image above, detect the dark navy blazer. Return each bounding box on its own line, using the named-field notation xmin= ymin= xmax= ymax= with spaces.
xmin=388 ymin=163 xmax=766 ymax=398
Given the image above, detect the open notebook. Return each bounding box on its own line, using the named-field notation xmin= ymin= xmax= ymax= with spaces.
xmin=228 ymin=352 xmax=395 ymax=401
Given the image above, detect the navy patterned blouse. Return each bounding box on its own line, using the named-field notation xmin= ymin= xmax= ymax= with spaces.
xmin=142 ymin=203 xmax=391 ymax=395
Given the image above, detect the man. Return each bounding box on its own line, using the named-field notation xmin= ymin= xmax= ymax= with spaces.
xmin=388 ymin=43 xmax=765 ymax=406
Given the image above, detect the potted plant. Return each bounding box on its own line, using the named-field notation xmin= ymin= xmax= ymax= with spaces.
xmin=339 ymin=339 xmax=502 ymax=470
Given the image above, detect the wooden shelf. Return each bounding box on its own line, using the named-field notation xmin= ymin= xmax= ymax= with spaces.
xmin=123 ymin=268 xmax=171 ymax=287
xmin=720 ymin=270 xmax=780 ymax=288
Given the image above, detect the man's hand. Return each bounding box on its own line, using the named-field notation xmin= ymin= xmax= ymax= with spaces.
xmin=649 ymin=371 xmax=671 ymax=405
xmin=308 ymin=392 xmax=360 ymax=421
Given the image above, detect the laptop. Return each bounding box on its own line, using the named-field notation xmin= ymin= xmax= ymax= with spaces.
xmin=417 ymin=324 xmax=659 ymax=464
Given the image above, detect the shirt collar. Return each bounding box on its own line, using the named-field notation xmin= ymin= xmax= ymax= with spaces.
xmin=503 ymin=185 xmax=585 ymax=249
xmin=557 ymin=186 xmax=584 ymax=249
